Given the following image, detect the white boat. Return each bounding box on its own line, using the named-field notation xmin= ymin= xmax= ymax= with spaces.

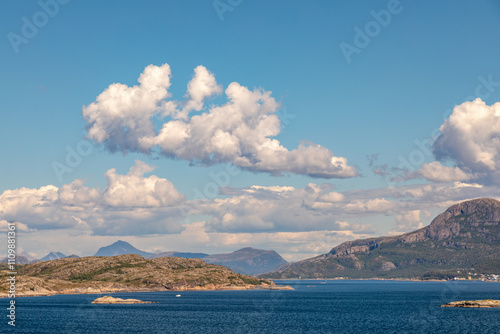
xmin=175 ymin=294 xmax=181 ymax=297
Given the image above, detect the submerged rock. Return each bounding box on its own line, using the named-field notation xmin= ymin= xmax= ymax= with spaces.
xmin=91 ymin=296 xmax=155 ymax=304
xmin=441 ymin=299 xmax=500 ymax=308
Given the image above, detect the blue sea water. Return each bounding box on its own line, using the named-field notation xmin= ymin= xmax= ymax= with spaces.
xmin=2 ymin=280 xmax=500 ymax=333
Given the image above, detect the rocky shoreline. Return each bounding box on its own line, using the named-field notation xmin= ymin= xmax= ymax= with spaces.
xmin=0 ymin=280 xmax=293 ymax=298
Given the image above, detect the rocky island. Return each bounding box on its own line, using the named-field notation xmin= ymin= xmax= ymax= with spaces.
xmin=92 ymin=296 xmax=155 ymax=304
xmin=0 ymin=254 xmax=291 ymax=298
xmin=441 ymin=299 xmax=500 ymax=308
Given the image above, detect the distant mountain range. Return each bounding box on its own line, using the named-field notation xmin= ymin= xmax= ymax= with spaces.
xmin=262 ymin=198 xmax=500 ymax=279
xmin=0 ymin=251 xmax=79 ymax=264
xmin=0 ymin=255 xmax=33 ymax=264
xmin=92 ymin=241 xmax=287 ymax=275
xmin=1 ymin=239 xmax=287 ymax=275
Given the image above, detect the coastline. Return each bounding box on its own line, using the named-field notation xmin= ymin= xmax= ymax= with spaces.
xmin=271 ymin=278 xmax=500 ymax=283
xmin=0 ymin=283 xmax=293 ymax=299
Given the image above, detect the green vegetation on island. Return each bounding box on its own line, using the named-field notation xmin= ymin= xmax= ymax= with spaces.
xmin=0 ymin=254 xmax=283 ymax=297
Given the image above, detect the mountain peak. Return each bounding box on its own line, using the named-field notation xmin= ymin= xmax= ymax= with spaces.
xmin=40 ymin=251 xmax=67 ymax=262
xmin=426 ymin=198 xmax=500 ymax=241
xmin=113 ymin=240 xmax=131 ymax=246
xmin=94 ymin=240 xmax=154 ymax=258
xmin=204 ymin=247 xmax=287 ymax=275
xmin=235 ymin=247 xmax=256 ymax=252
xmin=444 ymin=198 xmax=500 ymax=215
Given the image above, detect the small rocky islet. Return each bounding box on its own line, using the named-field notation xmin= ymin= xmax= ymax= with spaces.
xmin=91 ymin=296 xmax=155 ymax=304
xmin=441 ymin=299 xmax=500 ymax=308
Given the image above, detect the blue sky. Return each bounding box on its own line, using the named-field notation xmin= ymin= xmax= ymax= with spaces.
xmin=1 ymin=0 xmax=500 ymax=260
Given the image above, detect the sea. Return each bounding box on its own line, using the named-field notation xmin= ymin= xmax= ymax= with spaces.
xmin=3 ymin=280 xmax=500 ymax=333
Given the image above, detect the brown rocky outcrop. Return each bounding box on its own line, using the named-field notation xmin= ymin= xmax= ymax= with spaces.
xmin=441 ymin=299 xmax=500 ymax=308
xmin=92 ymin=296 xmax=155 ymax=304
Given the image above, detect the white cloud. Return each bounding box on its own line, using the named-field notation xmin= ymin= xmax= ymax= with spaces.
xmin=58 ymin=179 xmax=100 ymax=207
xmin=5 ymin=169 xmax=498 ymax=239
xmin=318 ymin=191 xmax=345 ymax=203
xmin=83 ymin=63 xmax=173 ymax=153
xmin=180 ymin=65 xmax=223 ymax=118
xmin=343 ymin=198 xmax=396 ymax=215
xmin=203 ymin=184 xmax=374 ymax=233
xmin=83 ymin=63 xmax=357 ymax=179
xmin=433 ymin=98 xmax=500 ymax=184
xmin=211 ymin=179 xmax=500 ymax=235
xmin=0 ymin=185 xmax=73 ymax=230
xmin=0 ymin=220 xmax=34 ymax=232
xmin=453 ymin=181 xmax=483 ymax=188
xmin=418 ymin=161 xmax=475 ymax=182
xmin=139 ymin=221 xmax=374 ymax=261
xmin=5 ymin=160 xmax=500 ymax=259
xmin=102 ymin=160 xmax=185 ymax=207
xmin=392 ymin=210 xmax=424 ymax=233
xmin=0 ymin=161 xmax=186 ymax=236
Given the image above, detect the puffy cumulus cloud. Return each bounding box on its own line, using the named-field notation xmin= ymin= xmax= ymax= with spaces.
xmin=391 ymin=210 xmax=424 ymax=234
xmin=211 ymin=182 xmax=457 ymax=234
xmin=179 ymin=65 xmax=223 ymax=119
xmin=343 ymin=180 xmax=500 ymax=221
xmin=135 ymin=221 xmax=374 ymax=261
xmin=5 ymin=171 xmax=500 ymax=239
xmin=102 ymin=160 xmax=185 ymax=207
xmin=0 ymin=185 xmax=74 ymax=230
xmin=9 ymin=172 xmax=500 ymax=259
xmin=318 ymin=191 xmax=345 ymax=203
xmin=83 ymin=64 xmax=173 ymax=153
xmin=417 ymin=161 xmax=475 ymax=183
xmin=0 ymin=161 xmax=186 ymax=236
xmin=343 ymin=198 xmax=396 ymax=215
xmin=433 ymin=99 xmax=500 ymax=184
xmin=172 ymin=222 xmax=375 ymax=262
xmin=304 ymin=183 xmax=345 ymax=210
xmin=86 ymin=207 xmax=185 ymax=236
xmin=83 ymin=63 xmax=357 ymax=179
xmin=58 ymin=180 xmax=100 ymax=207
xmin=202 ymin=183 xmax=375 ymax=233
